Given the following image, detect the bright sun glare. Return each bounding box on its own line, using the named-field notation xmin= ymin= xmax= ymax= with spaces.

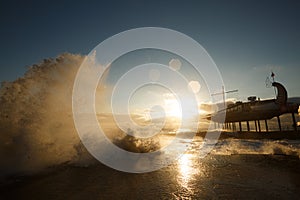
xmin=164 ymin=97 xmax=182 ymax=118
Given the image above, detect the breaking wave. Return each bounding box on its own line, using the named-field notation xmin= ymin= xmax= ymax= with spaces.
xmin=0 ymin=53 xmax=163 ymax=179
xmin=112 ymin=129 xmax=161 ymax=153
xmin=0 ymin=53 xmax=299 ymax=180
xmin=210 ymin=139 xmax=300 ymax=157
xmin=0 ymin=53 xmax=89 ymax=178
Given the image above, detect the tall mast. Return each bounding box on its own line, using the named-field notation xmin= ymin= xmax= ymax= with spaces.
xmin=211 ymin=86 xmax=238 ymax=109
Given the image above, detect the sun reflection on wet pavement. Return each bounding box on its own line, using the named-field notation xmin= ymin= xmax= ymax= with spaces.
xmin=175 ymin=152 xmax=210 ymax=198
xmin=177 ymin=154 xmax=199 ymax=189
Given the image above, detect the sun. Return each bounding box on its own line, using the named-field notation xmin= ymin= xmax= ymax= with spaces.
xmin=164 ymin=96 xmax=182 ymax=119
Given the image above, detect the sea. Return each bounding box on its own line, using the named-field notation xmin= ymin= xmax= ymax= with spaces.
xmin=1 ymin=53 xmax=300 ymax=199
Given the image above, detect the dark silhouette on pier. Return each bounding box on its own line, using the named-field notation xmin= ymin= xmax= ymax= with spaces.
xmin=207 ymin=80 xmax=300 ymax=133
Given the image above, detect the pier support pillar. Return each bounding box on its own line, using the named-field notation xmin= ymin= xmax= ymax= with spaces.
xmin=239 ymin=121 xmax=242 ymax=132
xmin=246 ymin=121 xmax=250 ymax=132
xmin=255 ymin=120 xmax=258 ymax=132
xmin=265 ymin=120 xmax=268 ymax=132
xmin=277 ymin=116 xmax=282 ymax=131
xmin=292 ymin=113 xmax=297 ymax=131
xmin=258 ymin=120 xmax=261 ymax=132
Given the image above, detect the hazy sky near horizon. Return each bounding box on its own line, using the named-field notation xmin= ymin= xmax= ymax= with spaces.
xmin=1 ymin=0 xmax=300 ymax=100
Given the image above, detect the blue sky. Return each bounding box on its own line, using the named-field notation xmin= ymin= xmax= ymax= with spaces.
xmin=1 ymin=0 xmax=300 ymax=100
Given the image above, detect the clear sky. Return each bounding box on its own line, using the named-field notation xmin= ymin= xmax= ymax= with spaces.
xmin=1 ymin=0 xmax=300 ymax=100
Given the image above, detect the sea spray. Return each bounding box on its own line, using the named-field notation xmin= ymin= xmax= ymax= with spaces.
xmin=210 ymin=139 xmax=300 ymax=157
xmin=112 ymin=128 xmax=161 ymax=153
xmin=0 ymin=53 xmax=88 ymax=177
xmin=0 ymin=53 xmax=161 ymax=178
xmin=1 ymin=53 xmax=299 ymax=179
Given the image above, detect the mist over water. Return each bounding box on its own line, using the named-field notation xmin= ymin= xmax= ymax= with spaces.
xmin=0 ymin=53 xmax=299 ymax=180
xmin=0 ymin=53 xmax=166 ymax=178
xmin=0 ymin=53 xmax=85 ymax=177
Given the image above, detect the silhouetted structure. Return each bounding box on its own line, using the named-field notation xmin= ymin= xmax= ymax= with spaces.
xmin=207 ymin=81 xmax=299 ymax=132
